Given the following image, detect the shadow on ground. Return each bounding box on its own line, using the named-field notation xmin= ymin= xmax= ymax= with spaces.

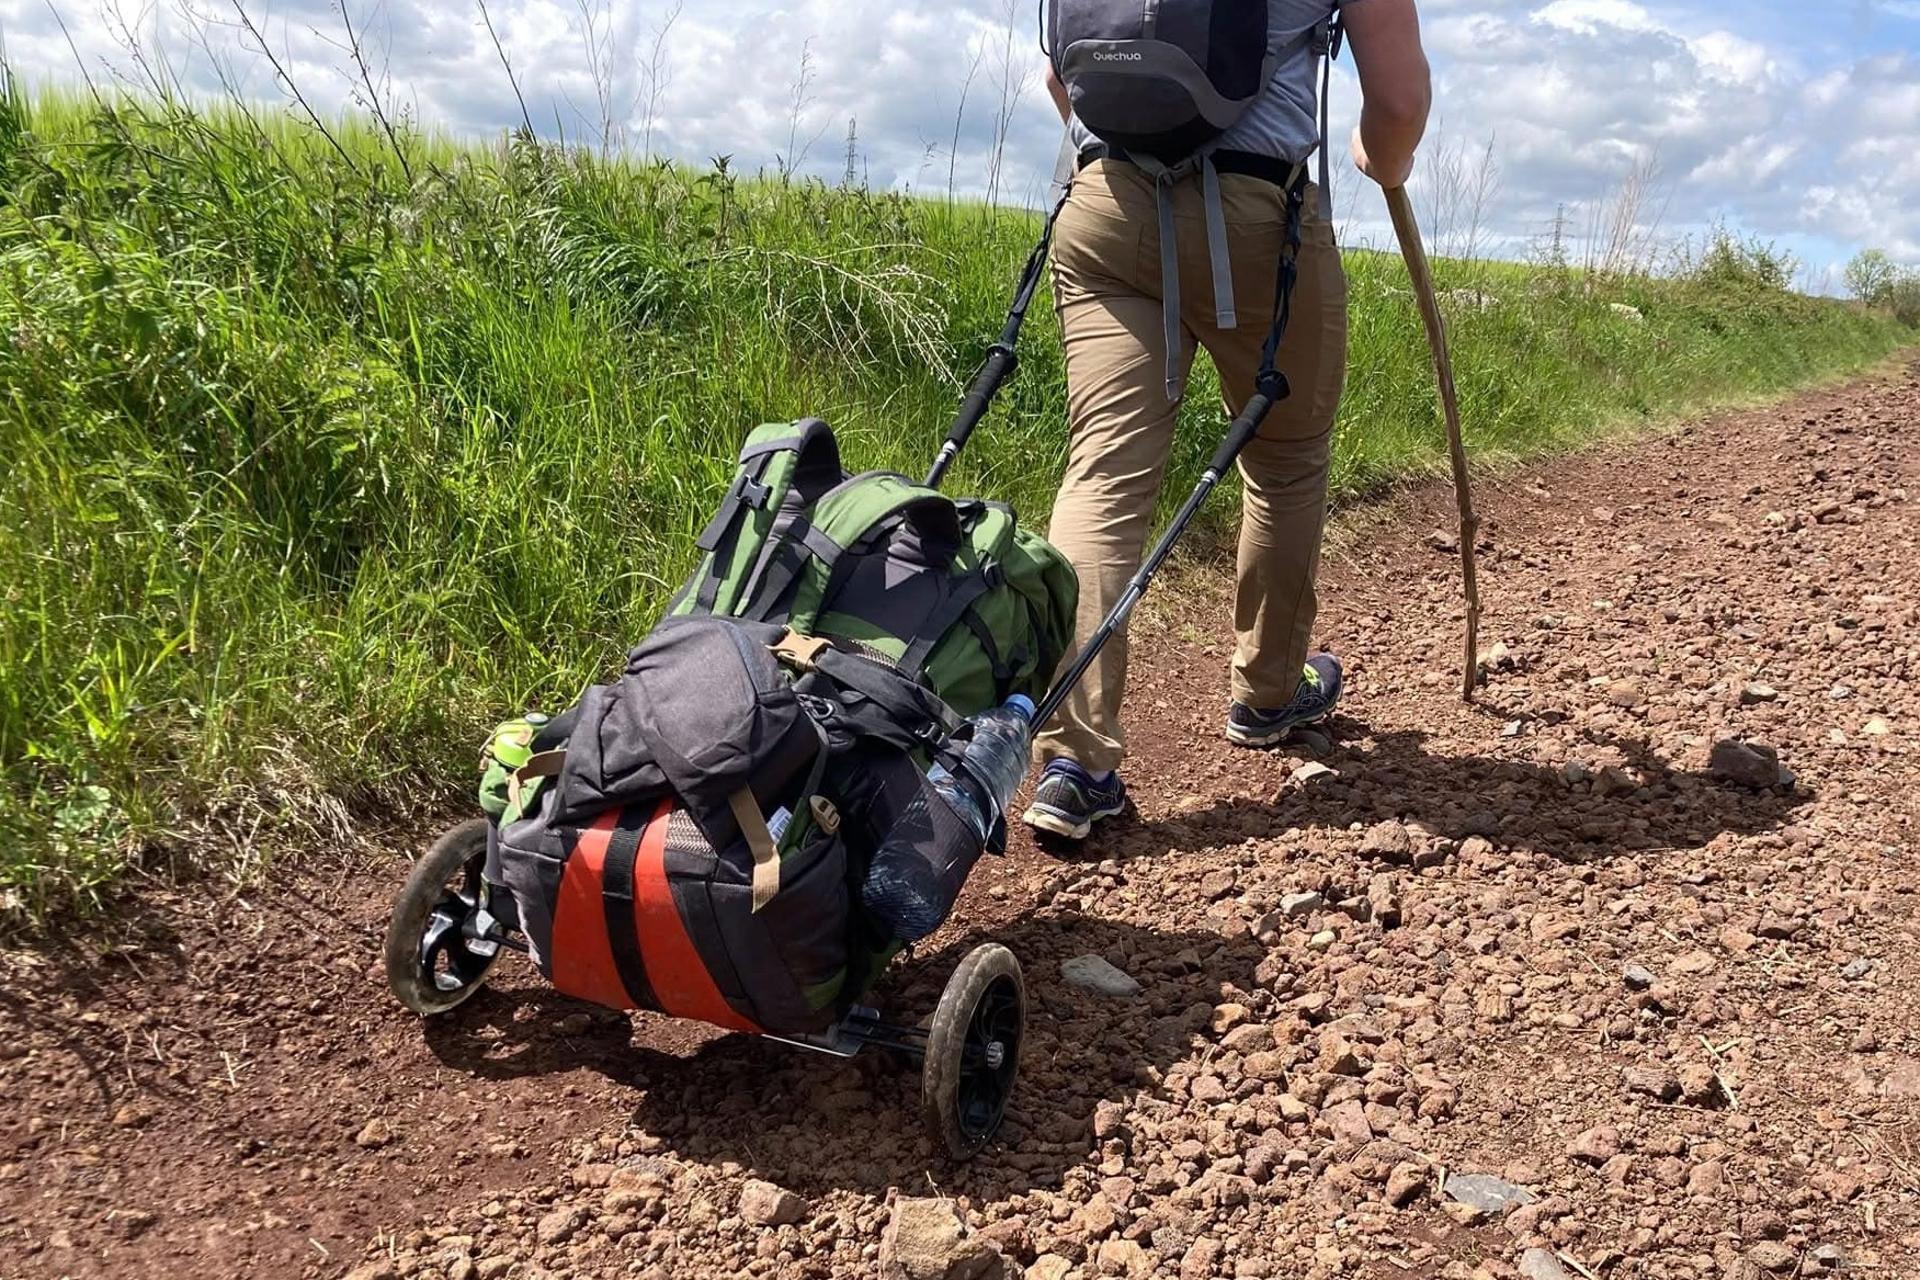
xmin=422 ymin=909 xmax=1258 ymax=1201
xmin=1092 ymin=718 xmax=1804 ymax=865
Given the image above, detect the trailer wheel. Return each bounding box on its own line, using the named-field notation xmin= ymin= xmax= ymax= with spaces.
xmin=921 ymin=943 xmax=1024 ymax=1160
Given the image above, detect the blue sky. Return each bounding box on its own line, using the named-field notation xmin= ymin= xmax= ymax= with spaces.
xmin=1 ymin=0 xmax=1917 ymax=289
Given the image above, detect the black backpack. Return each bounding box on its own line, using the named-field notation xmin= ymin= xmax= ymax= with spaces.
xmin=1045 ymin=0 xmax=1343 ymax=401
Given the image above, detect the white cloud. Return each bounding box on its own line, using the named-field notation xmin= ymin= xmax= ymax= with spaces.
xmin=0 ymin=0 xmax=1917 ymax=277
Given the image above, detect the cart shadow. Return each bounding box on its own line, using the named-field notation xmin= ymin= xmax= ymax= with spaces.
xmin=1078 ymin=720 xmax=1804 ymax=867
xmin=427 ymin=908 xmax=1263 ymax=1199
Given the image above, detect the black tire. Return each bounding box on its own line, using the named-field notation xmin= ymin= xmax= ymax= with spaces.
xmin=922 ymin=943 xmax=1025 ymax=1160
xmin=385 ymin=818 xmax=504 ymax=1015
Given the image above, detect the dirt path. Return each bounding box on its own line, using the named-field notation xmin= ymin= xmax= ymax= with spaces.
xmin=4 ymin=361 xmax=1917 ymax=1280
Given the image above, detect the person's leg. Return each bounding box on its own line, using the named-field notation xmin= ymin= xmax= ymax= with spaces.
xmin=1187 ymin=178 xmax=1350 ymax=721
xmin=1031 ymin=162 xmax=1195 ymax=778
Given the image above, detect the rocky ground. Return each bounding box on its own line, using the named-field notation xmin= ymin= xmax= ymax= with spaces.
xmin=3 ymin=361 xmax=1917 ymax=1280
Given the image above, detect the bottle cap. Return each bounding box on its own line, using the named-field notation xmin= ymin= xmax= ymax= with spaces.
xmin=1004 ymin=694 xmax=1036 ymax=722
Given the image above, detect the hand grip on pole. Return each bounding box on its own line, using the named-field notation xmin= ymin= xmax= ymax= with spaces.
xmin=926 ymin=343 xmax=1017 ymax=489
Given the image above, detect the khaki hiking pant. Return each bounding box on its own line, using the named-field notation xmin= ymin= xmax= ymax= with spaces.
xmin=1034 ymin=159 xmax=1349 ymax=775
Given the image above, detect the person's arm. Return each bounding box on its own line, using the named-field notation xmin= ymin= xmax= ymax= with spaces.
xmin=1342 ymin=0 xmax=1431 ymax=189
xmin=1045 ymin=64 xmax=1071 ymax=122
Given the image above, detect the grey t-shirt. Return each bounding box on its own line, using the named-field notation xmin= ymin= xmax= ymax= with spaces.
xmin=1067 ymin=0 xmax=1344 ymax=165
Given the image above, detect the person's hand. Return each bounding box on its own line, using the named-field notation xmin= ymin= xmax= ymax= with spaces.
xmin=1351 ymin=124 xmax=1416 ymax=190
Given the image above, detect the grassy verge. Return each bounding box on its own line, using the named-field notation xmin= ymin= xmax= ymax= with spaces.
xmin=1 ymin=84 xmax=1911 ymax=918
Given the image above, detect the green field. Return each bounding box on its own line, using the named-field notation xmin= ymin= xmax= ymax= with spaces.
xmin=1 ymin=82 xmax=1911 ymax=918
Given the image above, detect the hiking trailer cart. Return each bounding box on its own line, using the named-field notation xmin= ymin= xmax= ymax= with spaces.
xmin=384 ymin=178 xmax=1311 ymax=1159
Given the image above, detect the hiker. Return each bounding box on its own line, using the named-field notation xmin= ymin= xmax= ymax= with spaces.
xmin=1023 ymin=0 xmax=1432 ymax=840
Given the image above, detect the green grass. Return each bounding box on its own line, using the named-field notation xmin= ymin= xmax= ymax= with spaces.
xmin=0 ymin=80 xmax=1911 ymax=918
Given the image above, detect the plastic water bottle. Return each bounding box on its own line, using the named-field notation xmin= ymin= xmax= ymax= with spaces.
xmin=860 ymin=695 xmax=1035 ymax=941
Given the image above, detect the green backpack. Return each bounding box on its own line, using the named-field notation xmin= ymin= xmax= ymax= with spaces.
xmin=668 ymin=417 xmax=1078 ymax=719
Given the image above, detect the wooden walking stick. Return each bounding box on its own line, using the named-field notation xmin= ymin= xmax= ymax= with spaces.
xmin=1384 ymin=184 xmax=1482 ymax=702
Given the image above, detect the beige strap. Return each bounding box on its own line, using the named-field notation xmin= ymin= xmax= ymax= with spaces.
xmin=729 ymin=789 xmax=781 ymax=913
xmin=770 ymin=628 xmax=832 ymax=673
xmin=507 ymin=750 xmax=567 ymax=812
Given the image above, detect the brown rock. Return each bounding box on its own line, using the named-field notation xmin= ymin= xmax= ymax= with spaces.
xmin=535 ymin=1206 xmax=584 ymax=1245
xmin=1385 ymin=1162 xmax=1427 ymax=1207
xmin=1624 ymin=1066 xmax=1681 ymax=1102
xmin=1322 ymin=1100 xmax=1373 ymax=1146
xmin=739 ymin=1179 xmax=807 ymax=1227
xmin=1747 ymin=1241 xmax=1798 ymax=1273
xmin=1567 ymin=1125 xmax=1621 ymax=1164
xmin=354 ymin=1118 xmax=396 ymax=1149
xmin=1678 ymin=1063 xmax=1722 ymax=1106
xmin=1026 ymin=1258 xmax=1073 ymax=1280
xmin=1360 ymin=821 xmax=1414 ymax=862
xmin=1095 ymin=1238 xmax=1153 ymax=1278
xmin=881 ymin=1198 xmax=1004 ymax=1280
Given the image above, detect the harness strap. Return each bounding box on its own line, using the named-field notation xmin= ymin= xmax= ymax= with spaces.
xmin=959 ymin=607 xmax=1016 ymax=703
xmin=728 ymin=789 xmax=782 ymax=914
xmin=1153 ymin=170 xmax=1185 ymax=400
xmin=1314 ymin=17 xmax=1345 ymax=223
xmin=899 ymin=561 xmax=1003 ymax=678
xmin=1203 ymin=154 xmax=1237 ymax=330
xmin=692 ymin=463 xmax=773 ymax=611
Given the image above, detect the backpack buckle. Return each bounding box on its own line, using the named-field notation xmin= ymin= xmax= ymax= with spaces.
xmin=770 ymin=628 xmax=831 ymax=672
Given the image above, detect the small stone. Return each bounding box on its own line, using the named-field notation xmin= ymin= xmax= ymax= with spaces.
xmin=1519 ymin=1249 xmax=1571 ymax=1280
xmin=1807 ymin=1245 xmax=1848 ymax=1271
xmin=1747 ymin=1241 xmax=1798 ymax=1273
xmin=536 ymin=1206 xmax=585 ymax=1245
xmin=881 ymin=1197 xmax=1001 ymax=1280
xmin=1428 ymin=529 xmax=1459 ymax=553
xmin=1062 ymin=955 xmax=1142 ymax=998
xmin=1863 ymin=717 xmax=1892 ymax=737
xmin=1740 ymin=683 xmax=1780 ymax=705
xmin=1321 ymin=1100 xmax=1373 ymax=1146
xmin=1709 ymin=739 xmax=1787 ymax=789
xmin=1842 ymin=958 xmax=1874 ymax=981
xmin=1095 ymin=1238 xmax=1152 ymax=1278
xmin=1679 ymin=1064 xmax=1722 ymax=1105
xmin=1385 ymin=1162 xmax=1427 ymax=1207
xmin=1290 ymin=761 xmax=1337 ymax=786
xmin=1281 ymin=891 xmax=1325 ymax=918
xmin=343 ymin=1265 xmax=399 ymax=1280
xmin=1092 ymin=1100 xmax=1128 ymax=1141
xmin=1360 ymin=821 xmax=1414 ymax=862
xmin=1028 ymin=1258 xmax=1074 ymax=1280
xmin=354 ymin=1118 xmax=396 ymax=1149
xmin=1567 ymin=1126 xmax=1620 ymax=1164
xmin=1622 ymin=964 xmax=1655 ymax=991
xmin=111 ymin=1105 xmax=153 ymax=1130
xmin=1211 ymin=1003 xmax=1250 ymax=1035
xmin=1606 ymin=678 xmax=1644 ymax=708
xmin=1199 ymin=870 xmax=1237 ymax=901
xmin=739 ymin=1179 xmax=806 ymax=1227
xmin=1670 ymin=950 xmax=1718 ymax=977
xmin=1623 ymin=1066 xmax=1681 ymax=1102
xmin=1443 ymin=1173 xmax=1536 ymax=1217
xmin=1307 ymin=930 xmax=1337 ymax=951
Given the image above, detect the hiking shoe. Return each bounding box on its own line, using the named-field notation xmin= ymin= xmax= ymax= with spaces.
xmin=1022 ymin=760 xmax=1128 ymax=841
xmin=1225 ymin=653 xmax=1344 ymax=748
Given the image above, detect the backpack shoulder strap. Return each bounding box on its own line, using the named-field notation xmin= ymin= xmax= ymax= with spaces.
xmin=1313 ymin=13 xmax=1346 ymax=222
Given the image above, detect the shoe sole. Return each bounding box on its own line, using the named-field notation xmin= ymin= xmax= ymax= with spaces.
xmin=1224 ymin=703 xmax=1338 ymax=749
xmin=1022 ymin=799 xmax=1126 ymax=842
